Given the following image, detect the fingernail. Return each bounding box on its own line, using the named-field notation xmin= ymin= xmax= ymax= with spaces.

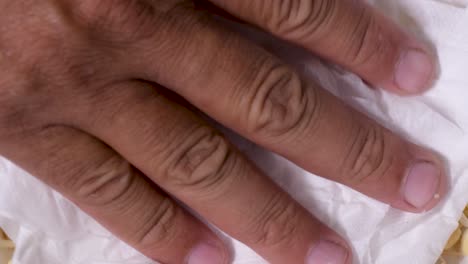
xmin=306 ymin=240 xmax=348 ymax=264
xmin=403 ymin=161 xmax=440 ymax=209
xmin=395 ymin=49 xmax=434 ymax=93
xmin=187 ymin=242 xmax=225 ymax=264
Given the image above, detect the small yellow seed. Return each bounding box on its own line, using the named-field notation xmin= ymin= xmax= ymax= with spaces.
xmin=445 ymin=227 xmax=462 ymax=249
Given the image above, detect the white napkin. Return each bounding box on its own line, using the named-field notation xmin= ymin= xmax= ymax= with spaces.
xmin=1 ymin=0 xmax=468 ymax=263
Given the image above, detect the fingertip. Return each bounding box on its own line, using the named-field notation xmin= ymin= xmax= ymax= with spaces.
xmin=377 ymin=34 xmax=439 ymax=96
xmin=187 ymin=236 xmax=231 ymax=264
xmin=393 ymin=46 xmax=438 ymax=95
xmin=391 ymin=146 xmax=448 ymax=213
xmin=360 ymin=9 xmax=440 ymax=95
xmin=414 ymin=157 xmax=448 ymax=213
xmin=306 ymin=240 xmax=349 ymax=264
xmin=306 ymin=229 xmax=352 ymax=264
xmin=401 ymin=161 xmax=443 ymax=211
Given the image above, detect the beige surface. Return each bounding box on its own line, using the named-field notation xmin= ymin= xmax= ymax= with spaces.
xmin=440 ymin=207 xmax=468 ymax=264
xmin=0 ymin=230 xmax=13 ymax=264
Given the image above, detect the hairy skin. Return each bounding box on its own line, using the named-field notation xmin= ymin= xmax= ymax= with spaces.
xmin=0 ymin=0 xmax=444 ymax=263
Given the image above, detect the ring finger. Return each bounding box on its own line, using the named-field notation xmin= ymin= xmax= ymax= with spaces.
xmin=74 ymin=81 xmax=352 ymax=264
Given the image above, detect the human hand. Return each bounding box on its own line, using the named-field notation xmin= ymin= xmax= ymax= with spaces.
xmin=0 ymin=0 xmax=445 ymax=263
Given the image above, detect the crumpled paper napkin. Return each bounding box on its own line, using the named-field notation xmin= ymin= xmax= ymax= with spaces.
xmin=1 ymin=0 xmax=468 ymax=263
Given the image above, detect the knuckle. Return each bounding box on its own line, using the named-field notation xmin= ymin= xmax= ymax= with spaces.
xmin=247 ymin=193 xmax=299 ymax=247
xmin=3 ymin=3 xmax=71 ymax=63
xmin=0 ymin=108 xmax=34 ymax=140
xmin=247 ymin=63 xmax=310 ymax=138
xmin=131 ymin=198 xmax=180 ymax=248
xmin=0 ymin=90 xmax=31 ymax=137
xmin=161 ymin=126 xmax=234 ymax=192
xmin=0 ymin=2 xmax=105 ymax=123
xmin=269 ymin=0 xmax=337 ymax=39
xmin=0 ymin=82 xmax=52 ymax=140
xmin=74 ymin=0 xmax=156 ymax=39
xmin=344 ymin=124 xmax=391 ymax=183
xmin=66 ymin=155 xmax=135 ymax=206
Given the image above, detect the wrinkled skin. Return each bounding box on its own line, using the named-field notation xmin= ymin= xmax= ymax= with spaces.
xmin=0 ymin=0 xmax=446 ymax=263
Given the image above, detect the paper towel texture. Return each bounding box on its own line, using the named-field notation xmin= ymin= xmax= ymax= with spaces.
xmin=433 ymin=0 xmax=467 ymax=8
xmin=1 ymin=0 xmax=468 ymax=263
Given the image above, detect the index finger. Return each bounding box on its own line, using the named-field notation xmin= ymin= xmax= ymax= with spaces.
xmin=208 ymin=0 xmax=437 ymax=95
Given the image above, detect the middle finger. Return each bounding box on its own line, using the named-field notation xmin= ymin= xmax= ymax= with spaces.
xmin=123 ymin=4 xmax=447 ymax=213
